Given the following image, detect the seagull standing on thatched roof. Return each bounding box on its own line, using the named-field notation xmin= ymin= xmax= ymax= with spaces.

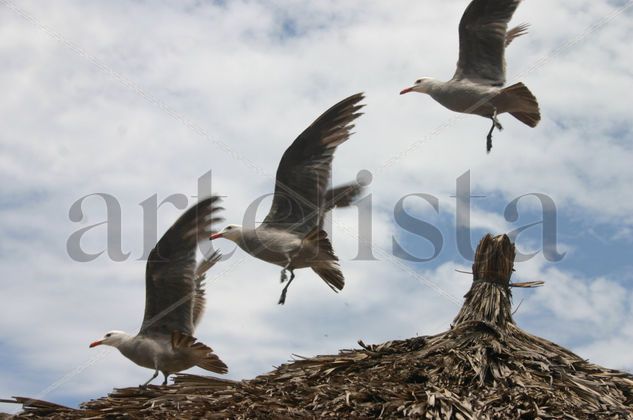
xmin=400 ymin=0 xmax=540 ymax=152
xmin=90 ymin=196 xmax=228 ymax=387
xmin=211 ymin=93 xmax=365 ymax=305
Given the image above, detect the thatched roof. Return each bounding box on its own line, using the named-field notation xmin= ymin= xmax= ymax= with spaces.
xmin=6 ymin=234 xmax=633 ymax=419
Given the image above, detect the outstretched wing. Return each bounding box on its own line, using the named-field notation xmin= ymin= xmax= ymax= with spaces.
xmin=452 ymin=0 xmax=523 ymax=86
xmin=324 ymin=182 xmax=364 ymax=212
xmin=140 ymin=196 xmax=223 ymax=337
xmin=191 ymin=250 xmax=222 ymax=328
xmin=262 ymin=93 xmax=365 ymax=236
xmin=505 ymin=23 xmax=529 ymax=47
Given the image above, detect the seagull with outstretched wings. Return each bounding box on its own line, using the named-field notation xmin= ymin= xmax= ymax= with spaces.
xmin=90 ymin=196 xmax=227 ymax=387
xmin=211 ymin=93 xmax=366 ymax=304
xmin=401 ymin=0 xmax=540 ymax=152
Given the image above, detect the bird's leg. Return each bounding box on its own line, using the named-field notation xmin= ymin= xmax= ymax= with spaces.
xmin=486 ymin=120 xmax=495 ymax=153
xmin=486 ymin=108 xmax=503 ymax=153
xmin=492 ymin=108 xmax=503 ymax=130
xmin=280 ymin=259 xmax=292 ymax=283
xmin=140 ymin=368 xmax=159 ymax=388
xmin=162 ymin=373 xmax=169 ymax=386
xmin=278 ymin=270 xmax=296 ymax=305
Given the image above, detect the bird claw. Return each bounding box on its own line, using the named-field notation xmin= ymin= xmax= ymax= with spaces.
xmin=277 ymin=270 xmax=295 ymax=304
xmin=487 ymin=114 xmax=501 ymax=153
xmin=280 ymin=270 xmax=288 ymax=284
xmin=277 ymin=289 xmax=287 ymax=305
xmin=487 ymin=132 xmax=493 ymax=153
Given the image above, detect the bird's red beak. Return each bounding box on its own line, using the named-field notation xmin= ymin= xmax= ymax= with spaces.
xmin=209 ymin=233 xmax=223 ymax=240
xmin=400 ymin=87 xmax=414 ymax=95
xmin=89 ymin=340 xmax=103 ymax=348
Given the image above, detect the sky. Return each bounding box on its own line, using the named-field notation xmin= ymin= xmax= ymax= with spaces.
xmin=1 ymin=0 xmax=632 ymax=412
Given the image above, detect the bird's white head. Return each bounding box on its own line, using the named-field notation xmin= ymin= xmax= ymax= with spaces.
xmin=209 ymin=224 xmax=243 ymax=242
xmin=400 ymin=77 xmax=437 ymax=95
xmin=89 ymin=330 xmax=129 ymax=349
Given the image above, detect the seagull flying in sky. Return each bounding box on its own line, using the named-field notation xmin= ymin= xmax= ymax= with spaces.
xmin=401 ymin=0 xmax=540 ymax=152
xmin=211 ymin=93 xmax=365 ymax=304
xmin=90 ymin=196 xmax=227 ymax=387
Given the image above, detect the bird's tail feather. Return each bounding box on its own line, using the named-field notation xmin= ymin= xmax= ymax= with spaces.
xmin=510 ymin=111 xmax=541 ymax=127
xmin=171 ymin=331 xmax=228 ymax=374
xmin=312 ymin=264 xmax=345 ymax=292
xmin=502 ymin=82 xmax=541 ymax=128
xmin=303 ymin=228 xmax=345 ymax=292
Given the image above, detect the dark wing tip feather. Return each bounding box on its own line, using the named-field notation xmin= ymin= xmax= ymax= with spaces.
xmin=148 ymin=195 xmax=223 ymax=262
xmin=321 ymin=92 xmax=365 ymax=120
xmin=286 ymin=92 xmax=365 ymax=154
xmin=339 ymin=92 xmax=365 ymax=106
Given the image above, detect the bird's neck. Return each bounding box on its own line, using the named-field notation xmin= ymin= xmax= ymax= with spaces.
xmin=110 ymin=333 xmax=134 ymax=350
xmin=424 ymin=79 xmax=445 ymax=95
xmin=225 ymin=230 xmax=249 ymax=247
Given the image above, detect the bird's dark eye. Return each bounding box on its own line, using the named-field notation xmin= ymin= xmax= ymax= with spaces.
xmin=105 ymin=333 xmax=112 ymax=338
xmin=415 ymin=79 xmax=422 ymax=84
xmin=227 ymin=227 xmax=232 ymax=230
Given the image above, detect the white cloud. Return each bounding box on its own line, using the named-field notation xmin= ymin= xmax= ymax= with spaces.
xmin=513 ymin=256 xmax=633 ymax=372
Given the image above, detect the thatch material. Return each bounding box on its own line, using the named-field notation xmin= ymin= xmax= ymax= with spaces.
xmin=6 ymin=234 xmax=633 ymax=419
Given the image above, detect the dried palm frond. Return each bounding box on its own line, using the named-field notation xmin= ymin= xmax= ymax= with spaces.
xmin=6 ymin=235 xmax=633 ymax=419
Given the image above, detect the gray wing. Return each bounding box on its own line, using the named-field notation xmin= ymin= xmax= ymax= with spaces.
xmin=324 ymin=182 xmax=364 ymax=212
xmin=191 ymin=250 xmax=222 ymax=328
xmin=452 ymin=0 xmax=523 ymax=86
xmin=262 ymin=93 xmax=364 ymax=236
xmin=140 ymin=196 xmax=223 ymax=337
xmin=505 ymin=23 xmax=529 ymax=47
